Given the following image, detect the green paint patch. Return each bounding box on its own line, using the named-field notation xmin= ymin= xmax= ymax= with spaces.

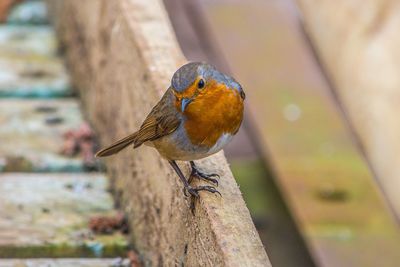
xmin=0 ymin=242 xmax=127 ymax=258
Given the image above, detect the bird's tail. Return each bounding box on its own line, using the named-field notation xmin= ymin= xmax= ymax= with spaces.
xmin=95 ymin=132 xmax=138 ymax=157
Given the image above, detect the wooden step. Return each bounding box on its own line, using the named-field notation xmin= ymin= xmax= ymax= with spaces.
xmin=0 ymin=258 xmax=130 ymax=267
xmin=0 ymin=25 xmax=56 ymax=56
xmin=0 ymin=173 xmax=128 ymax=258
xmin=0 ymin=24 xmax=72 ymax=98
xmin=0 ymin=99 xmax=99 ymax=172
xmin=0 ymin=53 xmax=72 ymax=98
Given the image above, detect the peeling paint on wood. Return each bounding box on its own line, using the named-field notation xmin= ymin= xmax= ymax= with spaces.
xmin=0 ymin=25 xmax=56 ymax=56
xmin=0 ymin=54 xmax=72 ymax=98
xmin=0 ymin=99 xmax=99 ymax=172
xmin=0 ymin=173 xmax=128 ymax=258
xmin=0 ymin=23 xmax=72 ymax=98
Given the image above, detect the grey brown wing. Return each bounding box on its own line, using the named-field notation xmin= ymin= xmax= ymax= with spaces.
xmin=133 ymin=88 xmax=180 ymax=147
xmin=95 ymin=88 xmax=180 ymax=157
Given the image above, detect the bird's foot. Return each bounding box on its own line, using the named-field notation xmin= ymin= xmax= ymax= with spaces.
xmin=184 ymin=185 xmax=221 ymax=198
xmin=189 ymin=162 xmax=220 ymax=186
xmin=185 ymin=184 xmax=221 ymax=215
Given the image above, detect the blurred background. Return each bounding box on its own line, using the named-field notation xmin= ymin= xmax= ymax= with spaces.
xmin=1 ymin=0 xmax=400 ymax=266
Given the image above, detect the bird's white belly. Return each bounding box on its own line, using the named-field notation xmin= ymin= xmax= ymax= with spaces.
xmin=150 ymin=130 xmax=233 ymax=161
xmin=206 ymin=133 xmax=233 ymax=155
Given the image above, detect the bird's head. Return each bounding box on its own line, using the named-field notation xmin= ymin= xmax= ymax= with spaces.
xmin=171 ymin=62 xmax=245 ymax=113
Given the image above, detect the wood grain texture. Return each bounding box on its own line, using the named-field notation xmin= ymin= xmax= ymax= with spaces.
xmin=47 ymin=0 xmax=271 ymax=266
xmin=296 ymin=0 xmax=400 ymax=219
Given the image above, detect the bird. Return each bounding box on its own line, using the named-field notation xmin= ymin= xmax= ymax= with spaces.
xmin=95 ymin=62 xmax=245 ymax=197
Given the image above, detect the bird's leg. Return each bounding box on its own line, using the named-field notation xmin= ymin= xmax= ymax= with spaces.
xmin=168 ymin=160 xmax=192 ymax=196
xmin=189 ymin=161 xmax=220 ymax=186
xmin=168 ymin=160 xmax=220 ymax=197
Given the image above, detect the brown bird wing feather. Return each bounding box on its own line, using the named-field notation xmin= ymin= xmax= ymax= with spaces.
xmin=95 ymin=88 xmax=180 ymax=157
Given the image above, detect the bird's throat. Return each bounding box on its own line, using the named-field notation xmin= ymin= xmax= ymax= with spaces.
xmin=184 ymin=85 xmax=244 ymax=147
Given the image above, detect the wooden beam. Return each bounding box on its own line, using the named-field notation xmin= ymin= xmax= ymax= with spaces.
xmin=47 ymin=0 xmax=271 ymax=266
xmin=296 ymin=0 xmax=400 ymax=220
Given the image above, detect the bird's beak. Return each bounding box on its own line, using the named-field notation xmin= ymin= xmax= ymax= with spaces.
xmin=181 ymin=97 xmax=193 ymax=112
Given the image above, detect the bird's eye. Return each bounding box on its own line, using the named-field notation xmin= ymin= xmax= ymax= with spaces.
xmin=197 ymin=79 xmax=205 ymax=89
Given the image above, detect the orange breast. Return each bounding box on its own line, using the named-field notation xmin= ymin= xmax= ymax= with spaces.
xmin=183 ymin=82 xmax=244 ymax=147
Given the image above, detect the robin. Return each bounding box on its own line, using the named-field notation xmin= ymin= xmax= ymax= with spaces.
xmin=96 ymin=62 xmax=245 ymax=197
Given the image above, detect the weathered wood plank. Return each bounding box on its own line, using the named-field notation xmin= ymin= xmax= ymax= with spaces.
xmin=0 ymin=173 xmax=128 ymax=258
xmin=0 ymin=99 xmax=94 ymax=172
xmin=0 ymin=53 xmax=71 ymax=98
xmin=0 ymin=26 xmax=56 ymax=56
xmin=48 ymin=0 xmax=271 ymax=266
xmin=195 ymin=0 xmax=400 ymax=266
xmin=296 ymin=0 xmax=400 ymax=220
xmin=0 ymin=259 xmax=128 ymax=267
xmin=0 ymin=25 xmax=72 ymax=98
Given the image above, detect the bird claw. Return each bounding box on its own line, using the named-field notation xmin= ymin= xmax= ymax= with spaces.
xmin=183 ymin=187 xmax=194 ymax=197
xmin=190 ymin=167 xmax=220 ymax=186
xmin=185 ymin=185 xmax=221 ymax=198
